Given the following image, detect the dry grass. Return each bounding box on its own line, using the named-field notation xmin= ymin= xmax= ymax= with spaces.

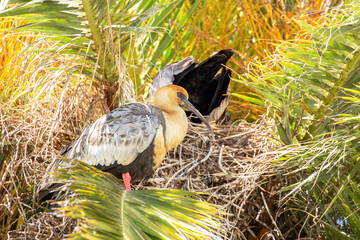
xmin=0 ymin=35 xmax=110 ymax=238
xmin=0 ymin=85 xmax=109 ymax=238
xmin=7 ymin=213 xmax=77 ymax=240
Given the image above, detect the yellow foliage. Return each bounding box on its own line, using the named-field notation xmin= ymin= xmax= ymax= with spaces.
xmin=167 ymin=0 xmax=331 ymax=120
xmin=0 ymin=19 xmax=35 ymax=103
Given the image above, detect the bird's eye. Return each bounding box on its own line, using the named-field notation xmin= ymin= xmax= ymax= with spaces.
xmin=177 ymin=92 xmax=184 ymax=98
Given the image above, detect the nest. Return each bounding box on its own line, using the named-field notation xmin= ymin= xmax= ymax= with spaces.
xmin=141 ymin=121 xmax=279 ymax=239
xmin=7 ymin=212 xmax=76 ymax=240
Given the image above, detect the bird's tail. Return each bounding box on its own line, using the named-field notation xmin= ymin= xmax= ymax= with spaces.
xmin=38 ymin=182 xmax=65 ymax=202
xmin=37 ymin=157 xmax=69 ymax=209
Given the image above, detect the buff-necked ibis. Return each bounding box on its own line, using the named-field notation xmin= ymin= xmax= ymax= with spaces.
xmin=38 ymin=85 xmax=214 ymax=202
xmin=151 ymin=49 xmax=234 ymax=124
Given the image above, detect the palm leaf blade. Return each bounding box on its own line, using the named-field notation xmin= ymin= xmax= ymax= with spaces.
xmin=54 ymin=159 xmax=223 ymax=240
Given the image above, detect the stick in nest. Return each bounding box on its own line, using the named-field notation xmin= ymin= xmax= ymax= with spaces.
xmin=172 ymin=141 xmax=214 ymax=188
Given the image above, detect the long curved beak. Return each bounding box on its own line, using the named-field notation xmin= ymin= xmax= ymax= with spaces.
xmin=179 ymin=96 xmax=215 ymax=140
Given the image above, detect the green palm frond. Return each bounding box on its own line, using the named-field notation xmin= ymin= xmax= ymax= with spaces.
xmin=142 ymin=0 xmax=203 ymax=67
xmin=55 ymin=159 xmax=223 ymax=240
xmin=0 ymin=0 xmax=196 ymax=104
xmin=234 ymin=3 xmax=360 ymax=238
xmin=277 ymin=130 xmax=360 ymax=237
xmin=236 ymin=4 xmax=360 ymax=144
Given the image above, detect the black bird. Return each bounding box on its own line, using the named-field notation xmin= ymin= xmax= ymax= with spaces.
xmin=151 ymin=49 xmax=234 ymax=124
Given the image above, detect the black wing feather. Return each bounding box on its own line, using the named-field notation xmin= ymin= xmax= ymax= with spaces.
xmin=173 ymin=49 xmax=234 ymax=122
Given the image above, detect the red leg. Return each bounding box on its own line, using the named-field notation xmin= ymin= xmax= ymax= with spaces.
xmin=122 ymin=172 xmax=132 ymax=191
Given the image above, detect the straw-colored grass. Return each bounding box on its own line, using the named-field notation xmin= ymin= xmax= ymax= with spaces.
xmin=0 ymin=85 xmax=107 ymax=237
xmin=0 ymin=34 xmax=110 ymax=237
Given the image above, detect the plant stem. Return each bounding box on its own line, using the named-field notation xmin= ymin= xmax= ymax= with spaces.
xmin=81 ymin=0 xmax=117 ymax=83
xmin=82 ymin=0 xmax=119 ymax=109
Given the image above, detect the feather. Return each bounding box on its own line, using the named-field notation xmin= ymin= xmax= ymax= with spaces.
xmin=151 ymin=49 xmax=234 ymax=124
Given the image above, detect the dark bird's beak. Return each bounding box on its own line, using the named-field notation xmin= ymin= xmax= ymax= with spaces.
xmin=179 ymin=95 xmax=215 ymax=140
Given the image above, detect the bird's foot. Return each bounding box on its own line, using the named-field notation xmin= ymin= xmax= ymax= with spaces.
xmin=122 ymin=172 xmax=132 ymax=191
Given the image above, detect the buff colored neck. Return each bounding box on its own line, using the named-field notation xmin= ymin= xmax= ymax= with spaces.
xmin=150 ymin=85 xmax=190 ymax=151
xmin=162 ymin=106 xmax=188 ymax=151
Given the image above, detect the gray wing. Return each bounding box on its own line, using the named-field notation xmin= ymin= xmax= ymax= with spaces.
xmin=62 ymin=103 xmax=163 ymax=167
xmin=149 ymin=56 xmax=195 ymax=99
xmin=38 ymin=103 xmax=164 ymax=202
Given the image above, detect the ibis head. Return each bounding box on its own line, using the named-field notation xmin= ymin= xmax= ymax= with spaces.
xmin=151 ymin=85 xmax=214 ymax=143
xmin=150 ymin=85 xmax=189 ymax=112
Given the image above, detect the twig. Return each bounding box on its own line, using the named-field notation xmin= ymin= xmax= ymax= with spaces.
xmin=218 ymin=145 xmax=229 ymax=175
xmin=164 ymin=154 xmax=201 ymax=188
xmin=261 ymin=192 xmax=285 ymax=240
xmin=172 ymin=142 xmax=214 ymax=188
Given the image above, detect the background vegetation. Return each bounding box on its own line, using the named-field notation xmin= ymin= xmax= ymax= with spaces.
xmin=1 ymin=0 xmax=359 ymax=239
